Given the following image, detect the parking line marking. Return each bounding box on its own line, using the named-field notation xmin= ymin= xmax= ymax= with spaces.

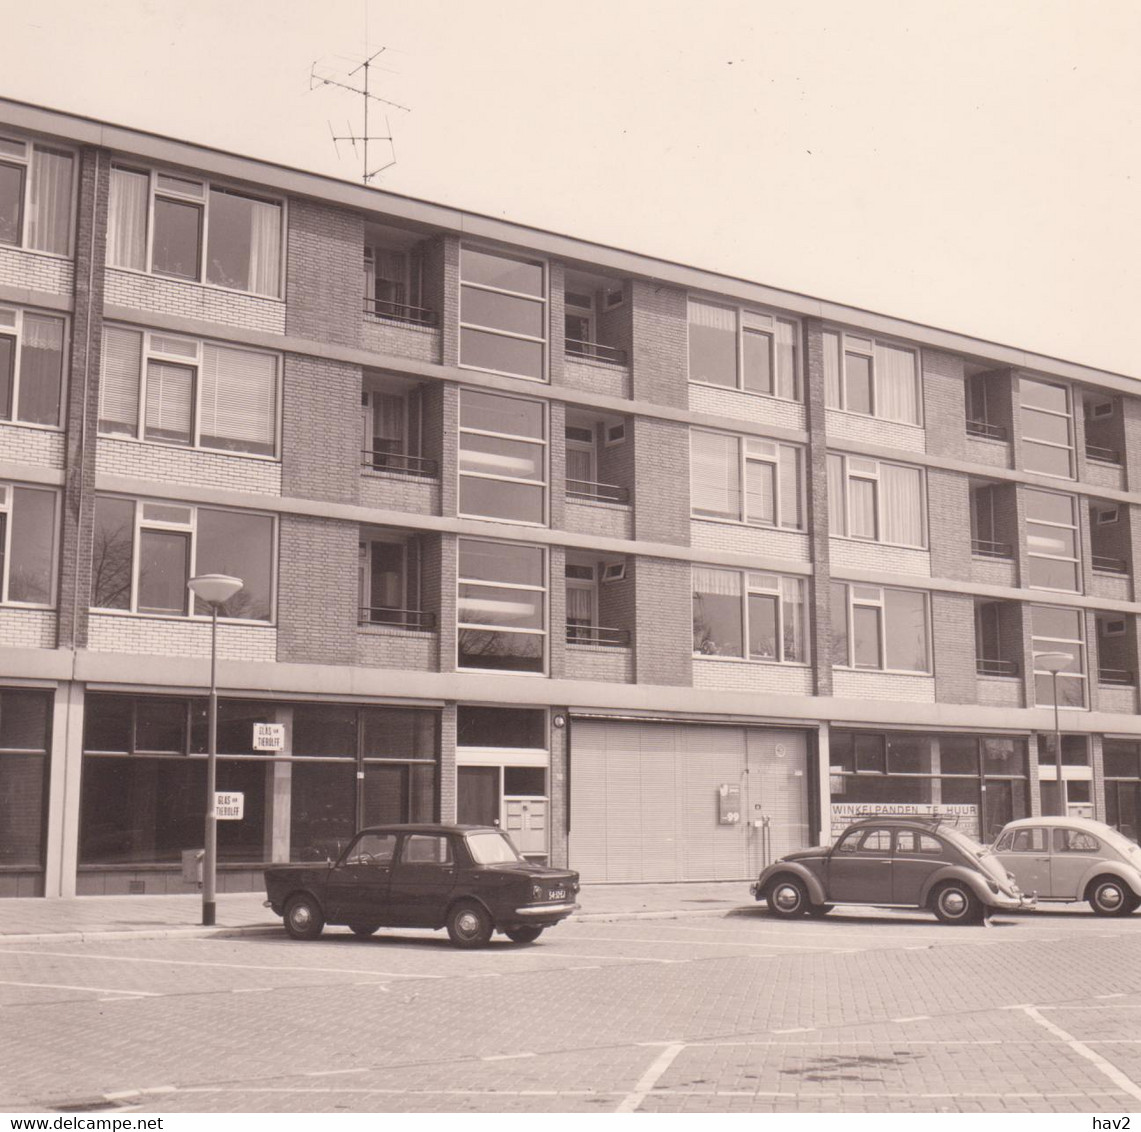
xmin=482 ymin=1052 xmax=536 ymax=1061
xmin=771 ymin=1027 xmax=816 ymax=1034
xmin=231 ymin=987 xmax=273 ymax=994
xmin=1097 ymin=993 xmax=1128 ymax=999
xmin=570 ymin=934 xmax=849 ymax=954
xmin=616 ymin=1042 xmax=686 ymax=1113
xmin=0 ymin=979 xmax=159 ymax=997
xmin=892 ymin=1015 xmax=930 ymax=1023
xmin=1022 ymin=1005 xmax=1141 ymax=1103
xmin=569 ymin=965 xmax=602 ymax=971
xmin=304 ymin=1068 xmax=369 ymax=1078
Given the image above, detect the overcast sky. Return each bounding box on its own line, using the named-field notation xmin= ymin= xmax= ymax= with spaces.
xmin=3 ymin=0 xmax=1139 ymax=375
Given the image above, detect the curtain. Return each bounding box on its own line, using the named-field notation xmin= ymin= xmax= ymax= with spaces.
xmin=693 ymin=568 xmax=741 ymax=596
xmin=875 ymin=343 xmax=919 ymax=424
xmin=744 ymin=458 xmax=775 ymax=525
xmin=566 ymin=585 xmax=593 ymax=625
xmin=690 ymin=431 xmax=740 ymax=519
xmin=248 ymin=198 xmax=282 ymax=296
xmin=776 ymin=319 xmax=798 ymax=399
xmin=200 ymin=345 xmax=276 ymax=455
xmin=781 ymin=576 xmax=806 ymax=662
xmin=779 ymin=446 xmax=800 ymax=529
xmin=27 ymin=147 xmax=73 ymax=256
xmin=827 ymin=454 xmax=845 ymax=535
xmin=16 ymin=313 xmax=64 ymax=426
xmin=880 ymin=463 xmax=924 ymax=546
xmin=108 ymin=168 xmax=148 ymax=270
xmin=688 ymin=300 xmax=737 ymax=386
xmin=849 ymin=477 xmax=877 ymax=540
xmin=884 ymin=589 xmax=930 ymax=672
xmin=823 ymin=331 xmax=841 ymax=407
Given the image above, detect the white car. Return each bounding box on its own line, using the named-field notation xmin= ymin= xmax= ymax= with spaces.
xmin=992 ymin=816 xmax=1141 ymax=916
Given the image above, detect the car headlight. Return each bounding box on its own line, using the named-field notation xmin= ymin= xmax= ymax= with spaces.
xmin=986 ymin=880 xmax=1000 ymax=894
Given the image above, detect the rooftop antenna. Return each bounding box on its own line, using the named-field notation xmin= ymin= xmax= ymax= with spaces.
xmin=309 ymin=47 xmax=410 ymax=184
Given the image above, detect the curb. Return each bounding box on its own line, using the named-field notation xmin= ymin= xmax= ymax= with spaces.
xmin=0 ymin=905 xmax=754 ymax=945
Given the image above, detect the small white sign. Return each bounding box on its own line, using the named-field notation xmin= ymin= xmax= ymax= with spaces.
xmin=215 ymin=791 xmax=244 ymax=820
xmin=252 ymin=723 xmax=285 ymax=751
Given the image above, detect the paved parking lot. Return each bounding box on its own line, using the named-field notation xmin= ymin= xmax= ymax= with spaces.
xmin=3 ymin=906 xmax=1141 ymax=1113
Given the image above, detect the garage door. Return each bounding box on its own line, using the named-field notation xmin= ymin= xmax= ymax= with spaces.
xmin=568 ymin=719 xmax=810 ymax=883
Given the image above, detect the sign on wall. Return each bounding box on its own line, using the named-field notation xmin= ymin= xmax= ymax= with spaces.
xmin=828 ymin=802 xmax=978 ymax=842
xmin=718 ymin=783 xmax=741 ymax=825
xmin=215 ymin=792 xmax=245 ymax=820
xmin=252 ymin=723 xmax=285 ymax=751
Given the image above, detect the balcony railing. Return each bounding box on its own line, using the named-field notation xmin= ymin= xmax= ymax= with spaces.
xmin=567 ymin=624 xmax=631 ymax=647
xmin=359 ymin=607 xmax=437 ymax=631
xmin=566 ymin=478 xmax=630 ymax=504
xmin=1092 ymin=554 xmax=1129 ymax=575
xmin=966 ymin=419 xmax=1007 ymax=441
xmin=971 ymin=538 xmax=1012 ymax=559
xmin=565 ymin=339 xmax=628 ymax=366
xmin=1086 ymin=443 xmax=1122 ymax=465
xmin=977 ymin=657 xmax=1019 ymax=677
xmin=361 ymin=449 xmax=439 ymax=478
xmin=363 ymin=297 xmax=437 ymax=326
xmin=1099 ymin=667 xmax=1135 ymax=687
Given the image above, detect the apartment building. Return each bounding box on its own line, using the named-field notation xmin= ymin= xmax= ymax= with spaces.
xmin=3 ymin=97 xmax=1141 ymax=898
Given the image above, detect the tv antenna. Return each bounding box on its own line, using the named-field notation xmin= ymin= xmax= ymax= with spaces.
xmin=310 ymin=47 xmax=410 ymax=184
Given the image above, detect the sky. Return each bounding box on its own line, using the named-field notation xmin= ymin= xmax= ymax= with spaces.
xmin=2 ymin=0 xmax=1140 ymax=376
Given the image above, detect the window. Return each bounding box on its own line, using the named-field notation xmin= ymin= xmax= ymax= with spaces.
xmin=458 ymin=706 xmax=547 ymax=748
xmin=1032 ymin=605 xmax=1086 ymax=708
xmin=358 ymin=534 xmax=426 ymax=629
xmin=99 ymin=326 xmax=278 ymax=456
xmin=1019 ymin=377 xmax=1073 ymax=478
xmin=693 ymin=568 xmax=808 ymax=663
xmin=0 ymin=483 xmax=58 ymax=606
xmin=457 ymin=539 xmax=546 ymax=673
xmin=832 ymin=583 xmax=930 ymax=672
xmin=690 ymin=430 xmax=803 ymax=529
xmin=897 ymin=831 xmax=944 ymax=855
xmin=1055 ymin=828 xmax=1099 ymax=853
xmin=0 ymin=136 xmax=74 ymax=256
xmin=364 ymin=244 xmax=424 ymax=320
xmin=828 ymin=454 xmax=926 ymax=547
xmin=687 ymin=299 xmax=799 ymax=399
xmin=0 ymin=306 xmax=66 ymax=427
xmin=823 ymin=330 xmax=920 ymax=425
xmin=107 ymin=166 xmax=283 ymax=296
xmin=90 ymin=496 xmax=274 ymax=621
xmin=565 ymin=289 xmax=594 ymax=351
xmin=0 ymin=688 xmax=52 ymax=868
xmin=565 ymin=562 xmax=596 ymax=643
xmin=459 ymin=246 xmax=546 ymax=380
xmin=1025 ymin=489 xmax=1080 ymax=591
xmin=458 ymin=389 xmax=546 ymax=524
xmin=361 ymin=382 xmax=426 ymax=473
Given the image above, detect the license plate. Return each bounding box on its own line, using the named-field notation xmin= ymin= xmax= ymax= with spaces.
xmin=548 ymin=888 xmax=566 ymax=901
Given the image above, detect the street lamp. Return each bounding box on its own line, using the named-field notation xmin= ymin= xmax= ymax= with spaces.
xmin=1035 ymin=650 xmax=1072 ymax=818
xmin=188 ymin=573 xmax=244 ymax=926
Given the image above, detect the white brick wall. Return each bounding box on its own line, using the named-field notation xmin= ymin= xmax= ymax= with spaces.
xmin=977 ymin=677 xmax=1022 ymax=708
xmin=693 ymin=657 xmax=813 ymax=695
xmin=1085 ymin=461 xmax=1124 ymax=492
xmin=566 ymin=645 xmax=634 ymax=683
xmin=564 ymin=358 xmax=631 ymax=400
xmin=87 ymin=613 xmax=277 ymax=661
xmin=105 ymin=269 xmax=285 ymax=334
xmin=689 ymin=384 xmax=806 ymax=431
xmin=1090 ymin=573 xmax=1132 ymax=602
xmin=96 ymin=437 xmax=282 ymax=496
xmin=564 ymin=498 xmax=633 ymax=539
xmin=0 ymin=246 xmax=73 ymax=294
xmin=1098 ymin=685 xmax=1138 ymax=715
xmin=833 ymin=669 xmax=936 ymax=703
xmin=830 ymin=538 xmax=931 ymax=577
xmin=826 ymin=409 xmax=925 ymax=453
xmin=971 ymin=558 xmax=1017 ymax=587
xmin=361 ymin=317 xmax=440 ymax=363
xmin=0 ymin=424 xmax=66 ymax=469
xmin=355 ymin=626 xmax=437 ymax=670
xmin=964 ymin=436 xmax=1009 ymax=468
xmin=691 ymin=520 xmax=811 ymax=563
xmin=0 ymin=607 xmax=56 ymax=648
xmin=358 ymin=472 xmax=440 ymax=515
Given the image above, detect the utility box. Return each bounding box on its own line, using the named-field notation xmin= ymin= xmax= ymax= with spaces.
xmin=182 ymin=848 xmax=204 ymax=886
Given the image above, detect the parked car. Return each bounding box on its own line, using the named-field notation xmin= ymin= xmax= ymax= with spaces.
xmin=264 ymin=823 xmax=580 ymax=948
xmin=750 ymin=816 xmax=1032 ymax=924
xmin=992 ymin=816 xmax=1141 ymax=916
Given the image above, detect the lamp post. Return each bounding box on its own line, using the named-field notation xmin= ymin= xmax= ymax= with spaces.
xmin=1035 ymin=650 xmax=1072 ymax=818
xmin=187 ymin=573 xmax=244 ymax=926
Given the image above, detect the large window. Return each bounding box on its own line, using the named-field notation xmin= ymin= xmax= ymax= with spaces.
xmin=693 ymin=568 xmax=808 ymax=663
xmin=1020 ymin=377 xmax=1073 ymax=478
xmin=459 ymin=246 xmax=546 ymax=380
xmin=1105 ymin=740 xmax=1141 ymax=841
xmin=457 ymin=539 xmax=546 ymax=673
xmin=458 ymin=388 xmax=546 ymax=524
xmin=824 ymin=330 xmax=920 ymax=425
xmin=0 ymin=482 xmax=58 ymax=606
xmin=107 ymin=167 xmax=283 ymax=297
xmin=0 ymin=306 xmax=66 ymax=428
xmin=99 ymin=326 xmax=278 ymax=456
xmin=832 ymin=583 xmax=930 ymax=672
xmin=1032 ymin=605 xmax=1086 ymax=708
xmin=91 ymin=496 xmax=274 ymax=621
xmin=828 ymin=454 xmax=926 ymax=547
xmin=687 ymin=299 xmax=800 ymax=400
xmin=690 ymin=429 xmax=802 ymax=529
xmin=0 ymin=689 xmax=52 ymax=869
xmin=1025 ymin=489 xmax=1080 ymax=591
xmin=0 ymin=136 xmax=74 ymax=256
xmin=359 ymin=533 xmax=428 ymax=629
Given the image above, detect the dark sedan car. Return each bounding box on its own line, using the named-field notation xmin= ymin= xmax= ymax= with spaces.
xmin=750 ymin=816 xmax=1032 ymax=924
xmin=265 ymin=823 xmax=580 ymax=948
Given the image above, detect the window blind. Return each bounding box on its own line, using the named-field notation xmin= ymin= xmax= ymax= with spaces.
xmin=200 ymin=344 xmax=276 ymax=455
xmin=98 ymin=327 xmax=142 ymax=434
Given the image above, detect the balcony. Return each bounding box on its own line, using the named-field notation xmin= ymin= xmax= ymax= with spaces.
xmin=565 ymin=338 xmax=627 ymax=366
xmin=1099 ymin=667 xmax=1134 ymax=687
xmin=971 ymin=538 xmax=1012 ymax=560
xmin=1087 ymin=443 xmax=1121 ymax=466
xmin=567 ymin=625 xmax=630 ymax=648
xmin=566 ymin=478 xmax=629 ymax=505
xmin=977 ymin=657 xmax=1018 ymax=677
xmin=361 ymin=448 xmax=439 ymax=479
xmin=966 ymin=419 xmax=1007 ymax=441
xmin=359 ymin=607 xmax=436 ymax=631
xmin=1093 ymin=554 xmax=1129 ymax=576
xmin=363 ymin=296 xmax=437 ymax=327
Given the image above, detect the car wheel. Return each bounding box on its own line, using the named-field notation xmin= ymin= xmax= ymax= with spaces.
xmin=504 ymin=926 xmax=544 ymax=944
xmin=283 ymin=893 xmax=325 ymax=940
xmin=806 ymin=903 xmax=834 ymax=918
xmin=931 ymin=882 xmax=983 ymax=925
xmin=446 ymin=901 xmax=493 ymax=948
xmin=1087 ymin=877 xmax=1140 ymax=917
xmin=766 ymin=876 xmax=810 ymax=918
xmin=348 ymin=922 xmax=382 ymax=938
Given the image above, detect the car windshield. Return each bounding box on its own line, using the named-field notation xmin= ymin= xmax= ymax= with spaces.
xmin=465 ymin=830 xmax=524 ymax=864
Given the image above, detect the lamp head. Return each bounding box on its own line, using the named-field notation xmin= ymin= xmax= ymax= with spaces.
xmin=187 ymin=573 xmax=244 ymax=607
xmin=1034 ymin=650 xmax=1072 ymax=675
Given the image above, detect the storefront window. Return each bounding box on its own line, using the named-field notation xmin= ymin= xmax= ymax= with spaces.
xmin=0 ymin=689 xmax=51 ymax=868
